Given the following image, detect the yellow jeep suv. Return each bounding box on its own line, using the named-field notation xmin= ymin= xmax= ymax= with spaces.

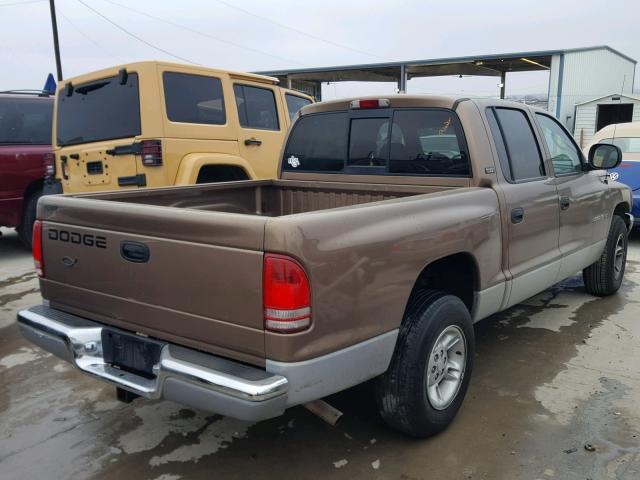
xmin=47 ymin=61 xmax=313 ymax=194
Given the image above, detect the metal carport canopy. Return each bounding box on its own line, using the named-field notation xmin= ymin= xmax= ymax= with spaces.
xmin=257 ymin=48 xmax=565 ymax=98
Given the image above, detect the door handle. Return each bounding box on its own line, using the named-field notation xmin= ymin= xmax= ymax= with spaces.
xmin=560 ymin=196 xmax=571 ymax=210
xmin=244 ymin=138 xmax=262 ymax=146
xmin=511 ymin=207 xmax=524 ymax=224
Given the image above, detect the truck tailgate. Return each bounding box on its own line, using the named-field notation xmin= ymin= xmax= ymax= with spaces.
xmin=37 ymin=195 xmax=267 ymax=365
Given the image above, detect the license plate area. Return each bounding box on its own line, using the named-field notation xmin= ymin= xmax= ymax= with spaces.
xmin=102 ymin=329 xmax=164 ymax=379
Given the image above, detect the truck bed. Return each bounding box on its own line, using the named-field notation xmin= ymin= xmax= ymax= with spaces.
xmin=77 ymin=179 xmax=450 ymax=216
xmin=36 ymin=179 xmax=457 ymax=366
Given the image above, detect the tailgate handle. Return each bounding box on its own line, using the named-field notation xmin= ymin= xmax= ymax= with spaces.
xmin=120 ymin=242 xmax=150 ymax=263
xmin=60 ymin=155 xmax=69 ymax=180
xmin=106 ymin=143 xmax=142 ymax=156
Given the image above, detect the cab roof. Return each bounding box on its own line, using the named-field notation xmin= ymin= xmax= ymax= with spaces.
xmin=299 ymin=94 xmax=537 ymax=115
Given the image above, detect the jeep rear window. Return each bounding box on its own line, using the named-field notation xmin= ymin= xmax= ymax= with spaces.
xmin=0 ymin=97 xmax=53 ymax=145
xmin=283 ymin=108 xmax=470 ymax=176
xmin=57 ymin=73 xmax=141 ymax=146
xmin=164 ymin=72 xmax=226 ymax=125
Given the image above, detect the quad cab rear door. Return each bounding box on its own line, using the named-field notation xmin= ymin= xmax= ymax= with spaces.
xmin=485 ymin=106 xmax=562 ymax=308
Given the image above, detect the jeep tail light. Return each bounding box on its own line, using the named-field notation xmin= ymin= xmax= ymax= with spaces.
xmin=350 ymin=99 xmax=390 ymax=109
xmin=43 ymin=153 xmax=55 ymax=178
xmin=32 ymin=220 xmax=44 ymax=277
xmin=141 ymin=140 xmax=162 ymax=166
xmin=263 ymin=253 xmax=311 ymax=333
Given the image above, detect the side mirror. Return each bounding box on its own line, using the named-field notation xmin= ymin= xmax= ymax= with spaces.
xmin=588 ymin=143 xmax=622 ymax=170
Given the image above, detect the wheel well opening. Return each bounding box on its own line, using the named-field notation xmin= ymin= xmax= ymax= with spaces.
xmin=409 ymin=253 xmax=478 ymax=313
xmin=24 ymin=179 xmax=43 ymax=200
xmin=196 ymin=165 xmax=249 ymax=183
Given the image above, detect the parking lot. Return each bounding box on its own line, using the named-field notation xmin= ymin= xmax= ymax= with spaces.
xmin=0 ymin=226 xmax=637 ymax=480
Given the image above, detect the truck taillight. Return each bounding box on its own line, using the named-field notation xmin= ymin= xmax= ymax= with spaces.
xmin=263 ymin=254 xmax=311 ymax=333
xmin=350 ymin=98 xmax=390 ymax=109
xmin=32 ymin=220 xmax=44 ymax=277
xmin=141 ymin=140 xmax=162 ymax=166
xmin=43 ymin=153 xmax=55 ymax=178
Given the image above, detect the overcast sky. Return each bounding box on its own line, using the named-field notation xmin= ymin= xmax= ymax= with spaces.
xmin=1 ymin=0 xmax=638 ymax=100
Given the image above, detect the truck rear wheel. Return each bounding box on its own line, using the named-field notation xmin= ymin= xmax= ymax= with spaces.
xmin=583 ymin=215 xmax=628 ymax=296
xmin=375 ymin=290 xmax=474 ymax=437
xmin=17 ymin=188 xmax=42 ymax=249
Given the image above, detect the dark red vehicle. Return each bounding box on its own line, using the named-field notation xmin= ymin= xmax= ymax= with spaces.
xmin=0 ymin=91 xmax=54 ymax=247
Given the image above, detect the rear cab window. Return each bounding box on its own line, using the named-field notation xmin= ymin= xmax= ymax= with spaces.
xmin=163 ymin=72 xmax=225 ymax=125
xmin=234 ymin=85 xmax=279 ymax=130
xmin=57 ymin=73 xmax=141 ymax=146
xmin=0 ymin=97 xmax=53 ymax=145
xmin=285 ymin=94 xmax=312 ymax=121
xmin=283 ymin=112 xmax=347 ymax=171
xmin=283 ymin=108 xmax=470 ymax=176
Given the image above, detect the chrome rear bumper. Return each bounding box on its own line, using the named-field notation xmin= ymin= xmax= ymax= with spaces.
xmin=17 ymin=305 xmax=288 ymax=421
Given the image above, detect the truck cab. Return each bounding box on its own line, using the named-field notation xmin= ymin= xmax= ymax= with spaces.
xmin=49 ymin=61 xmax=313 ymax=194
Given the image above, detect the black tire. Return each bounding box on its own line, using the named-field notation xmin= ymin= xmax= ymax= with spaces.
xmin=17 ymin=189 xmax=42 ymax=249
xmin=583 ymin=215 xmax=628 ymax=296
xmin=375 ymin=290 xmax=475 ymax=437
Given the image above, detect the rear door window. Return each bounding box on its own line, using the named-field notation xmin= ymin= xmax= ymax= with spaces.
xmin=163 ymin=72 xmax=225 ymax=125
xmin=234 ymin=85 xmax=279 ymax=130
xmin=0 ymin=97 xmax=52 ymax=145
xmin=57 ymin=73 xmax=141 ymax=146
xmin=486 ymin=109 xmax=511 ymax=178
xmin=488 ymin=107 xmax=545 ymax=182
xmin=285 ymin=94 xmax=312 ymax=120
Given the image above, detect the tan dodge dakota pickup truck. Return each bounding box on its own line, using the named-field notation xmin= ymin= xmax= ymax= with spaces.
xmin=18 ymin=96 xmax=632 ymax=437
